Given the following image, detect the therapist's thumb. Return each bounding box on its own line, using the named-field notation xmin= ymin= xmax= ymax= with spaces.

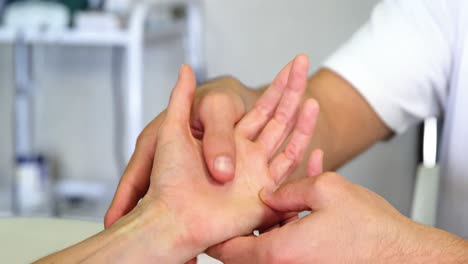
xmin=197 ymin=92 xmax=244 ymax=183
xmin=166 ymin=64 xmax=196 ymax=127
xmin=202 ymin=113 xmax=236 ymax=183
xmin=260 ymin=177 xmax=316 ymax=213
xmin=261 ymin=150 xmax=327 ymax=212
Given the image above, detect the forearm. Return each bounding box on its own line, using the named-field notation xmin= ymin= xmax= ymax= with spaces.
xmin=396 ymin=223 xmax=468 ymax=263
xmin=303 ymin=69 xmax=392 ymax=170
xmin=36 ymin=201 xmax=197 ymax=264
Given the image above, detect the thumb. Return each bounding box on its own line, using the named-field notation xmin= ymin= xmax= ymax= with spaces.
xmin=197 ymin=92 xmax=244 ymax=183
xmin=260 ymin=149 xmax=325 ymax=212
xmin=202 ymin=108 xmax=237 ymax=183
xmin=260 ymin=177 xmax=315 ymax=213
xmin=166 ymin=64 xmax=197 ymax=126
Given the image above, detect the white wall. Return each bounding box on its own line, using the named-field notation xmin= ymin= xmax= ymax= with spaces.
xmin=0 ymin=0 xmax=418 ymax=214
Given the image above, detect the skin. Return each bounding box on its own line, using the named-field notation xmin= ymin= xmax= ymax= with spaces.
xmin=104 ymin=66 xmax=391 ymax=229
xmin=208 ymin=170 xmax=468 ymax=263
xmin=37 ymin=57 xmax=320 ymax=263
xmin=103 ymin=55 xmax=468 ymax=262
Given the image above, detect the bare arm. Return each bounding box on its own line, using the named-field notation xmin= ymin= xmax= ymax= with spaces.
xmin=305 ymin=69 xmax=391 ymax=169
xmin=36 ymin=201 xmax=192 ymax=263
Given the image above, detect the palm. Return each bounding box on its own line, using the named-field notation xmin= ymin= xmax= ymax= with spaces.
xmin=146 ymin=56 xmax=316 ymax=250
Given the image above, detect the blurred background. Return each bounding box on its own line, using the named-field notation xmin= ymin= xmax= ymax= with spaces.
xmin=0 ymin=0 xmax=420 ymax=222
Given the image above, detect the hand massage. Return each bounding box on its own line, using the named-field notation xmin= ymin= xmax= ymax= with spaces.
xmin=34 ymin=54 xmax=468 ymax=263
xmin=17 ymin=0 xmax=468 ymax=262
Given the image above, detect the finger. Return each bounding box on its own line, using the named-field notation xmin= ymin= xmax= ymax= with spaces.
xmin=194 ymin=88 xmax=245 ymax=183
xmin=166 ymin=64 xmax=197 ymax=127
xmin=206 ymin=236 xmax=261 ymax=264
xmin=268 ymin=99 xmax=319 ymax=185
xmin=200 ymin=95 xmax=238 ymax=182
xmin=307 ymin=149 xmax=324 ymax=178
xmin=256 ymin=54 xmax=310 ymax=158
xmin=236 ymin=61 xmax=292 ymax=140
xmin=263 ymin=171 xmax=349 ymax=212
xmin=104 ymin=113 xmax=165 ymax=228
xmin=260 ymin=177 xmax=317 ymax=212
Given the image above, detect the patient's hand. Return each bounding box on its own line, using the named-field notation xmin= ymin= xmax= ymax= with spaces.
xmin=141 ymin=55 xmax=317 ymax=259
xmin=35 ymin=56 xmax=318 ymax=263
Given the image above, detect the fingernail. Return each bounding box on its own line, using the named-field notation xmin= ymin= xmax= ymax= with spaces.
xmin=214 ymin=156 xmax=234 ymax=174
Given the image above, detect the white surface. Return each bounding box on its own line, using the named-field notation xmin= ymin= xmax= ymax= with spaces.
xmin=324 ymin=0 xmax=451 ymax=134
xmin=411 ymin=166 xmax=440 ymax=226
xmin=0 ymin=29 xmax=128 ymax=46
xmin=0 ymin=25 xmax=185 ymax=46
xmin=75 ymin=12 xmax=121 ymax=31
xmin=325 ymin=0 xmax=468 ymax=236
xmin=4 ymin=2 xmax=69 ymax=31
xmin=0 ymin=217 xmax=221 ymax=263
xmin=422 ymin=118 xmax=438 ymax=167
xmin=0 ymin=217 xmax=102 ymax=263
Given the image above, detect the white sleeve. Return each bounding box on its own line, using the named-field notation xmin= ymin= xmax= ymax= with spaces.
xmin=323 ymin=0 xmax=454 ymax=133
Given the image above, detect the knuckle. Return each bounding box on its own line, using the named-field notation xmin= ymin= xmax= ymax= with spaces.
xmin=199 ymin=92 xmax=238 ymax=118
xmin=314 ymin=172 xmax=340 ymax=191
xmin=272 ymin=74 xmax=288 ymax=88
xmin=254 ymin=102 xmax=274 ymax=120
xmin=135 ymin=132 xmax=149 ymax=149
xmin=284 ymin=142 xmax=299 ymax=162
xmin=202 ymin=91 xmax=233 ymax=106
xmin=274 ymin=108 xmax=290 ymax=124
xmin=313 ymin=172 xmax=350 ymax=198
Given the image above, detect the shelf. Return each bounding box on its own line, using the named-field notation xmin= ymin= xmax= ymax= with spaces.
xmin=0 ymin=22 xmax=185 ymax=47
xmin=0 ymin=29 xmax=128 ymax=47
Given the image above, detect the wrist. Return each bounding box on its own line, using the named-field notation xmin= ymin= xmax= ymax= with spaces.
xmin=128 ymin=199 xmax=203 ymax=262
xmin=99 ymin=199 xmax=202 ymax=263
xmin=35 ymin=199 xmax=198 ymax=263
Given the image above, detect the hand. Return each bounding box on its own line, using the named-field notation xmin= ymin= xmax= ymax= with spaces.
xmin=105 ymin=68 xmax=260 ymax=229
xmin=208 ymin=160 xmax=468 ymax=263
xmin=37 ymin=58 xmax=317 ymax=263
xmin=144 ymin=56 xmax=318 ymax=262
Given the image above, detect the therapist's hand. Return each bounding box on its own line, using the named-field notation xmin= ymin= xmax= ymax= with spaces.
xmin=150 ymin=54 xmax=317 ymax=245
xmin=37 ymin=60 xmax=319 ymax=263
xmin=208 ymin=170 xmax=468 ymax=263
xmin=147 ymin=57 xmax=317 ymax=262
xmin=105 ymin=67 xmax=262 ymax=229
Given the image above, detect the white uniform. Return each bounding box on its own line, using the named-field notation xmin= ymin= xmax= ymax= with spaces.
xmin=324 ymin=0 xmax=468 ymax=237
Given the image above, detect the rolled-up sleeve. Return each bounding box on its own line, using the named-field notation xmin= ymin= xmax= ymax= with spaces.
xmin=324 ymin=0 xmax=454 ymax=133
